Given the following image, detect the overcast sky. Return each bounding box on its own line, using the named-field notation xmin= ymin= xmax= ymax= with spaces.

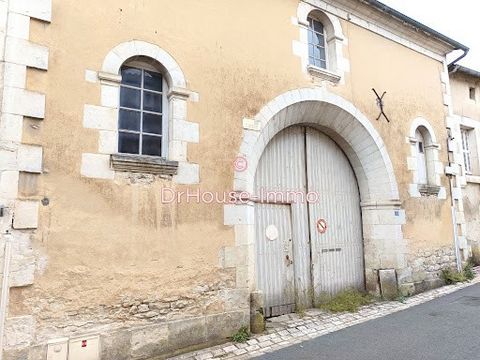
xmin=380 ymin=0 xmax=480 ymax=71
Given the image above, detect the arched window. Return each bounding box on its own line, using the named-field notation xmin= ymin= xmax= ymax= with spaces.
xmin=407 ymin=119 xmax=444 ymax=198
xmin=307 ymin=17 xmax=327 ymax=69
xmin=82 ymin=41 xmax=199 ymax=183
xmin=415 ymin=128 xmax=427 ymax=185
xmin=118 ymin=58 xmax=168 ymax=157
xmin=296 ymin=6 xmax=346 ymax=83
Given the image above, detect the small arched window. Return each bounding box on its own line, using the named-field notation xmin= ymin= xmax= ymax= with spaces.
xmin=118 ymin=58 xmax=168 ymax=157
xmin=409 ymin=123 xmax=442 ymax=197
xmin=415 ymin=128 xmax=427 ymax=185
xmin=307 ymin=16 xmax=327 ymax=69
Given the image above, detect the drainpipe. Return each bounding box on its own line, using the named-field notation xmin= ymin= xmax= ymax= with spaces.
xmin=0 ymin=231 xmax=13 ymax=360
xmin=449 ymin=184 xmax=462 ymax=272
xmin=447 ymin=48 xmax=470 ymax=72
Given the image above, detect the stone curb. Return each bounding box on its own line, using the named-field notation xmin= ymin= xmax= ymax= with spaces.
xmin=168 ymin=274 xmax=480 ymax=360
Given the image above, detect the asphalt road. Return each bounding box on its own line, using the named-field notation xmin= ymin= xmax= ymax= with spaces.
xmin=256 ymin=284 xmax=480 ymax=360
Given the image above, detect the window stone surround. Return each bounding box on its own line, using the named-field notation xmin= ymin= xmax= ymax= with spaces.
xmin=81 ymin=40 xmax=200 ymax=185
xmin=406 ymin=117 xmax=446 ymax=199
xmin=293 ymin=2 xmax=349 ymax=84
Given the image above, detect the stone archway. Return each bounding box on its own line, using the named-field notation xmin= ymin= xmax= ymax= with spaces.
xmin=224 ymin=87 xmax=408 ymax=313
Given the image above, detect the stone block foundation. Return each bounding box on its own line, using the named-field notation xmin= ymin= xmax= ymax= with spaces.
xmin=3 ymin=310 xmax=250 ymax=360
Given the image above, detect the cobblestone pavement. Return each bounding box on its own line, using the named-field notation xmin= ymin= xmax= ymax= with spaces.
xmin=169 ymin=272 xmax=480 ymax=360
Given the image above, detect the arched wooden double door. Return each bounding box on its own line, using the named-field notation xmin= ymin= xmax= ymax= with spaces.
xmin=254 ymin=126 xmax=364 ymax=317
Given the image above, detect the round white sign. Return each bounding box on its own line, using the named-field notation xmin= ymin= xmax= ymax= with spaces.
xmin=265 ymin=225 xmax=279 ymax=241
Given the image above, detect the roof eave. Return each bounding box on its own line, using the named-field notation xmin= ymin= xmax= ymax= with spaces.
xmin=360 ymin=0 xmax=469 ymax=53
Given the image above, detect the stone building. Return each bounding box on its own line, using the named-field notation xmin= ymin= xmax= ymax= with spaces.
xmin=449 ymin=65 xmax=480 ymax=262
xmin=0 ymin=0 xmax=475 ymax=359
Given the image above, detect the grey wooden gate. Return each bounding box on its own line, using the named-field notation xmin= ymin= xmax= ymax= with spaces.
xmin=306 ymin=128 xmax=365 ymax=299
xmin=254 ymin=126 xmax=364 ymax=317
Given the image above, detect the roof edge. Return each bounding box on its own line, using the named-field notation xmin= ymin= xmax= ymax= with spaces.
xmin=451 ymin=65 xmax=480 ymax=79
xmin=360 ymin=0 xmax=469 ymax=51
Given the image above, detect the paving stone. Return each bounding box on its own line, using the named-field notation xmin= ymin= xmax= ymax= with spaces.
xmin=223 ymin=345 xmax=237 ymax=353
xmin=195 ymin=353 xmax=213 ymax=360
xmin=245 ymin=345 xmax=260 ymax=352
xmin=233 ymin=348 xmax=247 ymax=356
xmin=211 ymin=349 xmax=225 ymax=357
xmin=258 ymin=340 xmax=273 ymax=347
xmin=170 ymin=277 xmax=480 ymax=359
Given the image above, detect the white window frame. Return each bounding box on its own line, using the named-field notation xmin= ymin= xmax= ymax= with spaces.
xmin=307 ymin=17 xmax=327 ymax=69
xmin=118 ymin=61 xmax=169 ymax=158
xmin=461 ymin=127 xmax=473 ymax=175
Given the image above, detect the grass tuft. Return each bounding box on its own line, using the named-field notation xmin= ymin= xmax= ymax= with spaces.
xmin=463 ymin=262 xmax=476 ymax=281
xmin=231 ymin=326 xmax=250 ymax=343
xmin=316 ymin=289 xmax=374 ymax=313
xmin=441 ymin=262 xmax=476 ymax=285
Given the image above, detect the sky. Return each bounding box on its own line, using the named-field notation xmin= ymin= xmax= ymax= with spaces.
xmin=379 ymin=0 xmax=480 ymax=71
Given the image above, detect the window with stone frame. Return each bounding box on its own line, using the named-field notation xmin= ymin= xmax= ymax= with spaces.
xmin=412 ymin=125 xmax=441 ymax=196
xmin=300 ymin=8 xmax=344 ymax=83
xmin=461 ymin=127 xmax=478 ymax=175
xmin=307 ymin=17 xmax=327 ymax=69
xmin=118 ymin=60 xmax=168 ymax=158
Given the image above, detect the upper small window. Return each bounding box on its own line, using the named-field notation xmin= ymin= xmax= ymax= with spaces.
xmin=461 ymin=128 xmax=473 ymax=174
xmin=119 ymin=64 xmax=166 ymax=157
xmin=469 ymin=87 xmax=476 ymax=101
xmin=307 ymin=17 xmax=327 ymax=69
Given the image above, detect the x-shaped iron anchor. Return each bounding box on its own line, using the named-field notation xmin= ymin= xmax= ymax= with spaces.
xmin=372 ymin=88 xmax=390 ymax=123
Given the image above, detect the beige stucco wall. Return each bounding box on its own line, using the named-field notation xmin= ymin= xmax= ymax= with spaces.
xmin=451 ymin=71 xmax=480 ymax=262
xmin=451 ymin=73 xmax=480 ymax=120
xmin=6 ymin=0 xmax=459 ymax=357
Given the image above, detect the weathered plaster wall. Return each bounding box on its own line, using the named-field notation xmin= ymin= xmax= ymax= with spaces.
xmin=451 ymin=74 xmax=480 ymax=120
xmin=3 ymin=0 xmax=460 ymax=358
xmin=463 ymin=183 xmax=480 ymax=260
xmin=450 ymin=72 xmax=480 ymax=262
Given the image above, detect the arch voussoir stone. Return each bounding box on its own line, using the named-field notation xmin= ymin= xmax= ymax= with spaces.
xmin=102 ymin=40 xmax=187 ymax=88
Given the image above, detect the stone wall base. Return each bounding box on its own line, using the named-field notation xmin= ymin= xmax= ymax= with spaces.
xmin=399 ymin=278 xmax=445 ymax=297
xmin=3 ymin=310 xmax=249 ymax=360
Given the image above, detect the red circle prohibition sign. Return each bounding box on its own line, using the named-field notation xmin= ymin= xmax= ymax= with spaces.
xmin=316 ymin=218 xmax=328 ymax=234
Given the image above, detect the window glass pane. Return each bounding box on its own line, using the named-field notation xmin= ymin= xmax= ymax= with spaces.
xmin=118 ymin=132 xmax=140 ymax=154
xmin=143 ymin=91 xmax=162 ymax=113
xmin=313 ymin=47 xmax=321 ymax=61
xmin=142 ymin=135 xmax=162 ymax=156
xmin=119 ymin=109 xmax=141 ymax=131
xmin=313 ymin=20 xmax=324 ymax=33
xmin=308 ymin=29 xmax=314 ymax=44
xmin=121 ymin=67 xmax=142 ymax=87
xmin=319 ymin=47 xmax=326 ymax=61
xmin=308 ymin=44 xmax=315 ymax=58
xmin=143 ymin=113 xmax=163 ymax=135
xmin=120 ymin=87 xmax=141 ymax=109
xmin=316 ymin=34 xmax=325 ymax=47
xmin=144 ymin=70 xmax=163 ymax=92
xmin=319 ymin=60 xmax=327 ymax=69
